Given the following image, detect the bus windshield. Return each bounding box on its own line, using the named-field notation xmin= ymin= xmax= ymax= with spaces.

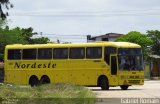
xmin=118 ymin=48 xmax=143 ymax=71
xmin=118 ymin=48 xmax=141 ymax=55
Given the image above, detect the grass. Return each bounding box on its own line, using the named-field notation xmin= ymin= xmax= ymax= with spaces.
xmin=0 ymin=83 xmax=95 ymax=104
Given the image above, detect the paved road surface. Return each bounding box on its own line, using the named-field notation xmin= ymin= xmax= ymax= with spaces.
xmin=88 ymin=80 xmax=160 ymax=98
xmin=88 ymin=80 xmax=160 ymax=104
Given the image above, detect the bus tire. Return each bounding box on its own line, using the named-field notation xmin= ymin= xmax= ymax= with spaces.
xmin=40 ymin=75 xmax=50 ymax=84
xmin=29 ymin=75 xmax=39 ymax=87
xmin=98 ymin=76 xmax=109 ymax=90
xmin=120 ymin=85 xmax=129 ymax=90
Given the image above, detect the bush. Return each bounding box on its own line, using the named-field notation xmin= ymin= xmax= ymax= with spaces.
xmin=0 ymin=53 xmax=4 ymax=61
xmin=0 ymin=83 xmax=95 ymax=104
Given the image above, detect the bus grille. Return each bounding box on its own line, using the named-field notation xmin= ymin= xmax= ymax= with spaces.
xmin=128 ymin=80 xmax=140 ymax=84
xmin=129 ymin=76 xmax=140 ymax=79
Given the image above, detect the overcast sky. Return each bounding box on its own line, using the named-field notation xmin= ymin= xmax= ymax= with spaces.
xmin=8 ymin=0 xmax=160 ymax=43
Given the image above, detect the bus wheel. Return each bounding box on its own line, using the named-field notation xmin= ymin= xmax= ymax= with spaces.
xmin=29 ymin=75 xmax=39 ymax=87
xmin=120 ymin=85 xmax=129 ymax=90
xmin=40 ymin=75 xmax=50 ymax=84
xmin=99 ymin=77 xmax=109 ymax=90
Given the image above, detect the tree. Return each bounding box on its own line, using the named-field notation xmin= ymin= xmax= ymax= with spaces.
xmin=30 ymin=37 xmax=50 ymax=44
xmin=0 ymin=27 xmax=27 ymax=53
xmin=0 ymin=19 xmax=7 ymax=28
xmin=20 ymin=27 xmax=38 ymax=42
xmin=0 ymin=26 xmax=50 ymax=61
xmin=0 ymin=0 xmax=13 ymax=19
xmin=20 ymin=27 xmax=50 ymax=44
xmin=147 ymin=30 xmax=160 ymax=55
xmin=115 ymin=31 xmax=153 ymax=60
xmin=0 ymin=27 xmax=50 ymax=53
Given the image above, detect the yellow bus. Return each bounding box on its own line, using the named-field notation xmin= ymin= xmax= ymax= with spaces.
xmin=4 ymin=42 xmax=144 ymax=90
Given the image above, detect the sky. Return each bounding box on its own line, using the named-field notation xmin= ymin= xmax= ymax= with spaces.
xmin=7 ymin=0 xmax=160 ymax=43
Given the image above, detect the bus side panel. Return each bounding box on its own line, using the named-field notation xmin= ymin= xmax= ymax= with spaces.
xmin=4 ymin=61 xmax=23 ymax=84
xmin=24 ymin=60 xmax=70 ymax=84
xmin=49 ymin=60 xmax=69 ymax=83
xmin=67 ymin=59 xmax=88 ymax=85
xmin=67 ymin=59 xmax=110 ymax=86
xmin=5 ymin=70 xmax=23 ymax=84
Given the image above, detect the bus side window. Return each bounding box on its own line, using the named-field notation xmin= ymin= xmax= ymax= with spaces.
xmin=38 ymin=48 xmax=52 ymax=59
xmin=86 ymin=47 xmax=102 ymax=59
xmin=105 ymin=47 xmax=116 ymax=65
xmin=53 ymin=48 xmax=68 ymax=59
xmin=22 ymin=49 xmax=37 ymax=60
xmin=8 ymin=49 xmax=21 ymax=60
xmin=70 ymin=48 xmax=85 ymax=59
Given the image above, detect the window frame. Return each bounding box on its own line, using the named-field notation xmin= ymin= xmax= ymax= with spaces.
xmin=104 ymin=46 xmax=117 ymax=64
xmin=8 ymin=49 xmax=22 ymax=60
xmin=86 ymin=47 xmax=102 ymax=59
xmin=53 ymin=48 xmax=68 ymax=59
xmin=105 ymin=47 xmax=117 ymax=55
xmin=38 ymin=48 xmax=52 ymax=60
xmin=69 ymin=47 xmax=85 ymax=59
xmin=22 ymin=48 xmax=37 ymax=60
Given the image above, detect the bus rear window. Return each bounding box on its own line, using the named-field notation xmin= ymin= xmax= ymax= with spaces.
xmin=22 ymin=49 xmax=37 ymax=60
xmin=86 ymin=47 xmax=102 ymax=59
xmin=70 ymin=48 xmax=85 ymax=59
xmin=8 ymin=49 xmax=21 ymax=60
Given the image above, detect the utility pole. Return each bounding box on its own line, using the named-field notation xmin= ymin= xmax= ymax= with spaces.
xmin=40 ymin=32 xmax=42 ymax=37
xmin=57 ymin=39 xmax=60 ymax=43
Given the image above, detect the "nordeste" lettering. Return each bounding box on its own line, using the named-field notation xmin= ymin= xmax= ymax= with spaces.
xmin=14 ymin=62 xmax=56 ymax=69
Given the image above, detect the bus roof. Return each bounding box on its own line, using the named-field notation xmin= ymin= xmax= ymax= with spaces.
xmin=5 ymin=42 xmax=141 ymax=49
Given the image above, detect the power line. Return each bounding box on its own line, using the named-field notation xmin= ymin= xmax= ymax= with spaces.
xmin=10 ymin=13 xmax=160 ymax=17
xmin=9 ymin=8 xmax=160 ymax=17
xmin=42 ymin=34 xmax=88 ymax=37
xmin=34 ymin=36 xmax=87 ymax=39
xmin=33 ymin=34 xmax=88 ymax=40
xmin=11 ymin=8 xmax=160 ymax=14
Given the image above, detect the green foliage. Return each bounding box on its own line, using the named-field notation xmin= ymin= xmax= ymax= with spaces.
xmin=0 ymin=19 xmax=8 ymax=28
xmin=0 ymin=27 xmax=27 ymax=53
xmin=0 ymin=83 xmax=95 ymax=104
xmin=147 ymin=30 xmax=160 ymax=55
xmin=20 ymin=27 xmax=38 ymax=42
xmin=0 ymin=53 xmax=3 ymax=61
xmin=0 ymin=0 xmax=13 ymax=19
xmin=19 ymin=27 xmax=50 ymax=44
xmin=0 ymin=26 xmax=50 ymax=55
xmin=115 ymin=31 xmax=153 ymax=60
xmin=30 ymin=37 xmax=50 ymax=44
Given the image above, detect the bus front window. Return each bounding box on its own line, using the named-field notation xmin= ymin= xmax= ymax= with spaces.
xmin=118 ymin=48 xmax=143 ymax=70
xmin=118 ymin=55 xmax=143 ymax=70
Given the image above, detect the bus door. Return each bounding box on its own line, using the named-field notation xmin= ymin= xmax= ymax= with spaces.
xmin=110 ymin=55 xmax=119 ymax=86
